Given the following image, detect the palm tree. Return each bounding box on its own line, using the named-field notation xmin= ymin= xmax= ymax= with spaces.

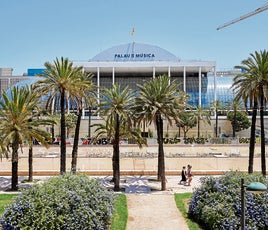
xmin=87 ymin=96 xmax=98 ymax=143
xmin=70 ymin=108 xmax=81 ymax=173
xmin=93 ymin=113 xmax=145 ymax=187
xmin=233 ymin=50 xmax=268 ymax=176
xmin=210 ymin=100 xmax=222 ymax=137
xmin=233 ymin=73 xmax=259 ymax=174
xmin=65 ymin=113 xmax=77 ymax=138
xmin=70 ymin=73 xmax=96 ymax=174
xmin=35 ymin=57 xmax=83 ymax=174
xmin=96 ymin=84 xmax=140 ymax=191
xmin=194 ymin=106 xmax=211 ymax=138
xmin=134 ymin=75 xmax=188 ymax=190
xmin=227 ymin=99 xmax=245 ymax=137
xmin=27 ymin=107 xmax=52 ymax=182
xmin=49 ymin=113 xmax=60 ymax=142
xmin=0 ymin=136 xmax=9 ymax=161
xmin=0 ymin=85 xmax=54 ymax=190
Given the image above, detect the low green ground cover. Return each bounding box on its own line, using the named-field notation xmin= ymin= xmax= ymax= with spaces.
xmin=189 ymin=172 xmax=268 ymax=229
xmin=174 ymin=193 xmax=202 ymax=230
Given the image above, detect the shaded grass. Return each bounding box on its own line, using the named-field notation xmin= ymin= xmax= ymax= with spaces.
xmin=20 ymin=179 xmax=40 ymax=183
xmin=0 ymin=194 xmax=18 ymax=216
xmin=174 ymin=193 xmax=202 ymax=230
xmin=110 ymin=194 xmax=128 ymax=230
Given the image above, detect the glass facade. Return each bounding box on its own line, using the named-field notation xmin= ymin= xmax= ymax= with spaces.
xmin=186 ymin=75 xmax=235 ymax=108
xmin=214 ymin=75 xmax=235 ymax=107
xmin=4 ymin=75 xmax=236 ymax=109
xmin=160 ymin=75 xmax=235 ymax=108
xmin=173 ymin=74 xmax=235 ymax=108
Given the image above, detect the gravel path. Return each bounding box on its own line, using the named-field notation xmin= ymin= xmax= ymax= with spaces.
xmin=121 ymin=176 xmax=202 ymax=230
xmin=126 ymin=194 xmax=189 ymax=230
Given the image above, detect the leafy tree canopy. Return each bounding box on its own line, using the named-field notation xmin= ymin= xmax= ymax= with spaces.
xmin=227 ymin=111 xmax=251 ymax=132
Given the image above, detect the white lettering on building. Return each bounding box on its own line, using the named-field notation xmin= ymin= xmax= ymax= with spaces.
xmin=114 ymin=53 xmax=155 ymax=60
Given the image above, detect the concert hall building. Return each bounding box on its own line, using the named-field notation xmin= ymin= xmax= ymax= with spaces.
xmin=0 ymin=42 xmax=237 ymax=109
xmin=73 ymin=42 xmax=217 ymax=108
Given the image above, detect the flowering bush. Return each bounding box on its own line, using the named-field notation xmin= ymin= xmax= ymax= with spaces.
xmin=1 ymin=174 xmax=116 ymax=230
xmin=189 ymin=172 xmax=268 ymax=230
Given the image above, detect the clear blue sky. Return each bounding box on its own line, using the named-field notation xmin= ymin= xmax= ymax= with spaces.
xmin=1 ymin=0 xmax=268 ymax=75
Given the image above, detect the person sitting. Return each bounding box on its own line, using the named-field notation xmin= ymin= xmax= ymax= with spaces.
xmin=179 ymin=166 xmax=187 ymax=184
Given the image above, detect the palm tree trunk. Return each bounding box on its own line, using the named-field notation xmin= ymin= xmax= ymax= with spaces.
xmin=113 ymin=113 xmax=120 ymax=191
xmin=156 ymin=112 xmax=166 ymax=190
xmin=260 ymin=93 xmax=266 ymax=176
xmin=248 ymin=102 xmax=257 ymax=173
xmin=197 ymin=117 xmax=200 ymax=138
xmin=11 ymin=161 xmax=18 ymax=191
xmin=60 ymin=90 xmax=66 ymax=174
xmin=232 ymin=110 xmax=237 ymax=138
xmin=215 ymin=109 xmax=218 ymax=137
xmin=67 ymin=128 xmax=70 ymax=139
xmin=88 ymin=106 xmax=91 ymax=142
xmin=71 ymin=109 xmax=82 ymax=174
xmin=28 ymin=145 xmax=33 ymax=182
xmin=51 ymin=125 xmax=55 ymax=143
xmin=11 ymin=139 xmax=19 ymax=191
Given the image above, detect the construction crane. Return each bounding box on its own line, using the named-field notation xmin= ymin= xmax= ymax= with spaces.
xmin=217 ymin=3 xmax=268 ymax=30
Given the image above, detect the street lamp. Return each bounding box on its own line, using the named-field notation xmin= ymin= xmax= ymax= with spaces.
xmin=241 ymin=178 xmax=267 ymax=230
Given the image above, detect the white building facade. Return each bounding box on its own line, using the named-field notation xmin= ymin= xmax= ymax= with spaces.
xmin=73 ymin=42 xmax=217 ymax=108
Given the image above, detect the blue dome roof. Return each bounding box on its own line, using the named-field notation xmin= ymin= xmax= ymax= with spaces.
xmin=92 ymin=42 xmax=178 ymax=62
xmin=13 ymin=77 xmax=40 ymax=88
xmin=4 ymin=77 xmax=41 ymax=99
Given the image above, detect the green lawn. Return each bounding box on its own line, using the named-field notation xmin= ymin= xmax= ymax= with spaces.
xmin=0 ymin=194 xmax=18 ymax=216
xmin=174 ymin=193 xmax=203 ymax=230
xmin=110 ymin=194 xmax=128 ymax=230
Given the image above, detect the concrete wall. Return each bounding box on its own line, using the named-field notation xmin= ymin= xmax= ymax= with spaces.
xmin=0 ymin=145 xmax=266 ymax=176
xmin=0 ymin=68 xmax=13 ymax=76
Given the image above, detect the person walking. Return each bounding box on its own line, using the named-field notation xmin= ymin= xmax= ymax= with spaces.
xmin=186 ymin=164 xmax=193 ymax=186
xmin=179 ymin=166 xmax=187 ymax=184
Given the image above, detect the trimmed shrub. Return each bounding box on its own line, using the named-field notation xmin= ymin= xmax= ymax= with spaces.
xmin=189 ymin=172 xmax=268 ymax=230
xmin=1 ymin=174 xmax=116 ymax=230
xmin=183 ymin=137 xmax=209 ymax=144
